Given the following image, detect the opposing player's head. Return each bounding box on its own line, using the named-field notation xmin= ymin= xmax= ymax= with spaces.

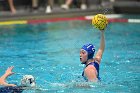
xmin=21 ymin=75 xmax=36 ymax=87
xmin=80 ymin=43 xmax=95 ymax=64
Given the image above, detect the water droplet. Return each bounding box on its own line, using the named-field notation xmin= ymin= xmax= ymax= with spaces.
xmin=126 ymin=60 xmax=130 ymax=63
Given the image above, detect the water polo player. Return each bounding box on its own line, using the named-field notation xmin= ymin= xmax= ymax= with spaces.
xmin=0 ymin=66 xmax=36 ymax=93
xmin=79 ymin=14 xmax=107 ymax=82
xmin=80 ymin=30 xmax=105 ymax=82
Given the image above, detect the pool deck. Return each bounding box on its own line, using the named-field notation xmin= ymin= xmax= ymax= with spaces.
xmin=0 ymin=0 xmax=140 ymax=23
xmin=0 ymin=3 xmax=114 ymax=21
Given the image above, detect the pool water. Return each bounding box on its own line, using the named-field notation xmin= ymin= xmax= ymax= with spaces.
xmin=0 ymin=20 xmax=140 ymax=93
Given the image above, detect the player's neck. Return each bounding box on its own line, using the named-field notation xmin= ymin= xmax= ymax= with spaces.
xmin=86 ymin=58 xmax=94 ymax=65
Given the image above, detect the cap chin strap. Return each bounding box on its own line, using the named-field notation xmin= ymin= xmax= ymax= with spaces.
xmin=81 ymin=60 xmax=87 ymax=64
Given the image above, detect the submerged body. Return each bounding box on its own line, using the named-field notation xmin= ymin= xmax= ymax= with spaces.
xmin=0 ymin=86 xmax=24 ymax=93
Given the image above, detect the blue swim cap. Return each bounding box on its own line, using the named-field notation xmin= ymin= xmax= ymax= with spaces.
xmin=81 ymin=43 xmax=95 ymax=59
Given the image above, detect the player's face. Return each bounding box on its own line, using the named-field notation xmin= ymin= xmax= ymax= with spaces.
xmin=80 ymin=49 xmax=88 ymax=63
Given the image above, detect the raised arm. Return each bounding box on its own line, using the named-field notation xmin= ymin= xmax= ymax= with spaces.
xmin=95 ymin=30 xmax=105 ymax=64
xmin=0 ymin=66 xmax=16 ymax=86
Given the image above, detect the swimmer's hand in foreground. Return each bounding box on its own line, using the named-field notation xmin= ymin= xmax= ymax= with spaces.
xmin=0 ymin=66 xmax=16 ymax=86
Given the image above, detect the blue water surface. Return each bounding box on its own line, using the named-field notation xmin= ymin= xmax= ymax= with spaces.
xmin=0 ymin=20 xmax=140 ymax=93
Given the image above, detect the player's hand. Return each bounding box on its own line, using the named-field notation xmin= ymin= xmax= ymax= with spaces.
xmin=5 ymin=66 xmax=15 ymax=76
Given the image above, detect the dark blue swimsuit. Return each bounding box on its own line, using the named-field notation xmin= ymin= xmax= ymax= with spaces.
xmin=82 ymin=61 xmax=100 ymax=81
xmin=0 ymin=86 xmax=24 ymax=93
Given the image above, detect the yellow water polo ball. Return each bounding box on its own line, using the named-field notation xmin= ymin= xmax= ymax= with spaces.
xmin=92 ymin=14 xmax=108 ymax=30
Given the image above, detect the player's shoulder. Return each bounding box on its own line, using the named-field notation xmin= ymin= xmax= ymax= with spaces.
xmin=85 ymin=65 xmax=96 ymax=72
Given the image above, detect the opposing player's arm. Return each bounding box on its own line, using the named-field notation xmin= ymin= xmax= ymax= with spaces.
xmin=0 ymin=66 xmax=16 ymax=86
xmin=95 ymin=31 xmax=105 ymax=64
xmin=0 ymin=82 xmax=16 ymax=86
